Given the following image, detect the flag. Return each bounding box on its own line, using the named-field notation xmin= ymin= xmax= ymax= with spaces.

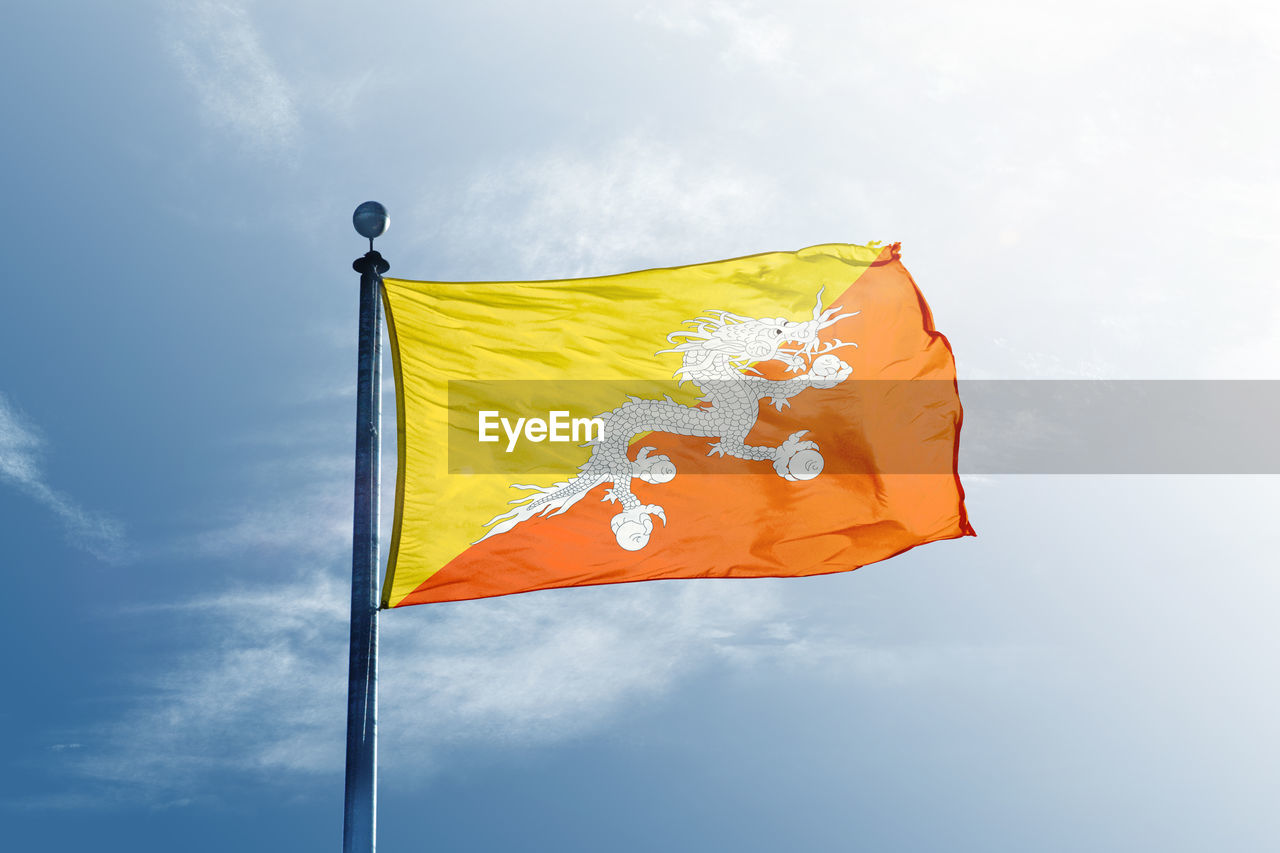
xmin=379 ymin=242 xmax=972 ymax=607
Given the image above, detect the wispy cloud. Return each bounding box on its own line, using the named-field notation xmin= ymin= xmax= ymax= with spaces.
xmin=379 ymin=580 xmax=783 ymax=758
xmin=186 ymin=488 xmax=351 ymax=560
xmin=0 ymin=391 xmax=127 ymax=563
xmin=165 ymin=0 xmax=299 ymax=152
xmin=56 ymin=561 xmax=1022 ymax=804
xmin=420 ymin=137 xmax=777 ymax=278
xmin=62 ymin=571 xmax=788 ymax=797
xmin=637 ymin=1 xmax=795 ymax=72
xmin=74 ymin=573 xmax=350 ymax=790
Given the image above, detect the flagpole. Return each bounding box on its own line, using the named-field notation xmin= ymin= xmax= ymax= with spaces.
xmin=345 ymin=201 xmax=389 ymax=853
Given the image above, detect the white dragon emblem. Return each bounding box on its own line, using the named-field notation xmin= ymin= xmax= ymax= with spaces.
xmin=478 ymin=288 xmax=858 ymax=551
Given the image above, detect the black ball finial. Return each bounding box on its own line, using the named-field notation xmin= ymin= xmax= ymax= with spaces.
xmin=353 ymin=201 xmax=389 ymax=241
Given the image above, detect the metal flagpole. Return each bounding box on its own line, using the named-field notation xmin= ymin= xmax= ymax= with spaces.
xmin=345 ymin=201 xmax=389 ymax=853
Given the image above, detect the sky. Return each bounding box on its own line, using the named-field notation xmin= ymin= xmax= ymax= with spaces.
xmin=2 ymin=0 xmax=1279 ymax=850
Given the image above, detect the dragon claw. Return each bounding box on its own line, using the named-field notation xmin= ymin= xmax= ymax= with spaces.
xmin=610 ymin=504 xmax=666 ymax=551
xmin=807 ymin=354 xmax=852 ymax=389
xmin=632 ymin=447 xmax=677 ymax=484
xmin=773 ymin=431 xmax=825 ymax=481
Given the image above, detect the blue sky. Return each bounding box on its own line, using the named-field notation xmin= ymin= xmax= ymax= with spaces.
xmin=2 ymin=1 xmax=1279 ymax=850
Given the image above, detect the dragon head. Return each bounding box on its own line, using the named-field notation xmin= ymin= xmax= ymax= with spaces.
xmin=660 ymin=287 xmax=858 ymax=380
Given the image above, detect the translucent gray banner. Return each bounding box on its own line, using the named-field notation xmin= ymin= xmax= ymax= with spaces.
xmin=443 ymin=380 xmax=1280 ymax=475
xmin=959 ymin=380 xmax=1280 ymax=474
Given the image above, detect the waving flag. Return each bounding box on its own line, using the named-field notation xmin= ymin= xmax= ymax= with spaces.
xmin=379 ymin=242 xmax=972 ymax=607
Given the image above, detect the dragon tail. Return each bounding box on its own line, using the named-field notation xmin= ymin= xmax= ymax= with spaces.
xmin=473 ymin=470 xmax=605 ymax=544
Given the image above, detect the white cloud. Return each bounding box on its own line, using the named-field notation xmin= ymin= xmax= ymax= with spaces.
xmin=0 ymin=391 xmax=127 ymax=563
xmin=637 ymin=1 xmax=795 ymax=71
xmin=166 ymin=0 xmax=299 ymax=152
xmin=81 ymin=574 xmax=350 ymax=788
xmin=420 ymin=137 xmax=778 ymax=278
xmin=186 ymin=488 xmax=351 ymax=560
xmin=65 ymin=571 xmax=776 ymax=794
xmin=62 ymin=558 xmax=1025 ymax=803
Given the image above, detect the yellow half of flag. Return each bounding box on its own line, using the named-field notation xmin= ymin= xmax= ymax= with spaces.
xmin=380 ymin=243 xmax=971 ymax=607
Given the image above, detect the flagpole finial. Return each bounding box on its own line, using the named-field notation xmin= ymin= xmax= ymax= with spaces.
xmin=353 ymin=201 xmax=389 ymax=252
